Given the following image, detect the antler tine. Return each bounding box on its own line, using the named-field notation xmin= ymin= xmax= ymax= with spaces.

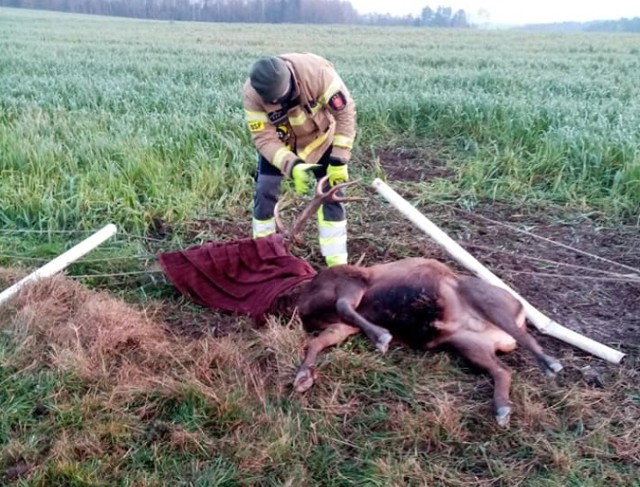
xmin=290 ymin=176 xmax=365 ymax=241
xmin=316 ymin=175 xmax=365 ymax=203
xmin=273 ymin=198 xmax=293 ymax=237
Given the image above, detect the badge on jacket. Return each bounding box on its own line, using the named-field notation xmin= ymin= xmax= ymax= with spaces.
xmin=276 ymin=124 xmax=292 ymax=143
xmin=268 ymin=109 xmax=287 ymax=124
xmin=328 ymin=92 xmax=347 ymax=111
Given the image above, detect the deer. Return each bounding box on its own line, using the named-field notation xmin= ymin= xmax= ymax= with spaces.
xmin=272 ymin=176 xmax=563 ymax=427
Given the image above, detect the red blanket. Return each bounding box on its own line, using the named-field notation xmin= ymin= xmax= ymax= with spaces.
xmin=158 ymin=234 xmax=316 ymax=323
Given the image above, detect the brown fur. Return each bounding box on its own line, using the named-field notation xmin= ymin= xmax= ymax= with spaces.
xmin=292 ymin=257 xmax=562 ymax=426
xmin=279 ymin=178 xmax=562 ymax=426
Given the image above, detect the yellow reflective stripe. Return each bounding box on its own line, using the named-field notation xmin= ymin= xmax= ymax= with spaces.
xmin=252 ymin=218 xmax=276 ymax=238
xmin=318 ymin=219 xmax=347 ymax=228
xmin=317 ymin=207 xmax=347 ymax=259
xmin=310 ymin=103 xmax=322 ymax=115
xmin=320 ymin=75 xmax=343 ymax=105
xmin=288 ymin=111 xmax=307 ymax=126
xmin=254 ymin=229 xmax=276 ymax=238
xmin=332 ymin=135 xmax=353 ymax=149
xmin=319 ymin=239 xmax=347 ymax=257
xmin=319 ymin=226 xmax=347 ymax=239
xmin=272 ymin=147 xmax=292 ymax=170
xmin=319 ymin=235 xmax=347 ymax=246
xmin=298 ymin=130 xmax=330 ymax=160
xmin=326 ymin=254 xmax=348 ymax=267
xmin=318 ymin=219 xmax=347 ymax=241
xmin=244 ymin=110 xmax=268 ymax=122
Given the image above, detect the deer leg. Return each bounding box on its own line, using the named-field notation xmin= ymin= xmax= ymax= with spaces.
xmin=482 ymin=314 xmax=562 ymax=377
xmin=294 ymin=323 xmax=360 ymax=393
xmin=458 ymin=280 xmax=562 ymax=377
xmin=446 ymin=331 xmax=514 ymax=427
xmin=336 ymin=297 xmax=393 ymax=353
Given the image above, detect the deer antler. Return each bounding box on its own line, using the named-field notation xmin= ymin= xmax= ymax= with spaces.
xmin=274 ymin=197 xmax=293 ymax=237
xmin=274 ymin=175 xmax=363 ymax=244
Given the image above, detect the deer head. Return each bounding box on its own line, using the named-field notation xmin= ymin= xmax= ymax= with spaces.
xmin=274 ymin=175 xmax=363 ymax=245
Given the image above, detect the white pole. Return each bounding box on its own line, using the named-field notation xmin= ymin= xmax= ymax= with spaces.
xmin=371 ymin=178 xmax=625 ymax=364
xmin=0 ymin=224 xmax=118 ymax=307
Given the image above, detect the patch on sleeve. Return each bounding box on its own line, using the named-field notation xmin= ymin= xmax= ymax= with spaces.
xmin=248 ymin=120 xmax=265 ymax=132
xmin=328 ymin=91 xmax=347 ymax=111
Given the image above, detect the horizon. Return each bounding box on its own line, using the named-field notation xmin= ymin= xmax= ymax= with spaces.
xmin=348 ymin=0 xmax=640 ymax=26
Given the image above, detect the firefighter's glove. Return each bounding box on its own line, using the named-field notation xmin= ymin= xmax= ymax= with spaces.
xmin=291 ymin=160 xmax=321 ymax=196
xmin=327 ymin=157 xmax=349 ymax=187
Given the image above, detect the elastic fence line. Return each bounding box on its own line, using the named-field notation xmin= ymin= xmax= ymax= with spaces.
xmin=372 ymin=178 xmax=626 ymax=364
xmin=441 ymin=203 xmax=640 ymax=275
xmin=0 ymin=253 xmax=157 ymax=263
xmin=461 ymin=243 xmax=640 ymax=279
xmin=0 ymin=224 xmax=118 ymax=307
xmin=3 ymin=241 xmax=637 ymax=284
xmin=0 ymin=228 xmax=99 ymax=234
xmin=506 ymin=270 xmax=640 ymax=283
xmin=68 ymin=270 xmax=164 ymax=279
xmin=3 ymin=212 xmax=636 ymax=274
xmin=0 ymin=228 xmax=237 ymax=245
xmin=68 ymin=268 xmax=638 ymax=284
xmin=0 ymin=228 xmax=171 ymax=244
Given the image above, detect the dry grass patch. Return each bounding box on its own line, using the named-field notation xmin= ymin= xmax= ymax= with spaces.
xmin=0 ymin=271 xmax=639 ymax=485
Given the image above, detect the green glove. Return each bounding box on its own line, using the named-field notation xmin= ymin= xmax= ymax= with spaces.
xmin=327 ymin=158 xmax=349 ymax=187
xmin=291 ymin=161 xmax=321 ymax=195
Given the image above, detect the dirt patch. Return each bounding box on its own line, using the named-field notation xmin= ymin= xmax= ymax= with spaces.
xmin=371 ymin=147 xmax=454 ymax=182
xmin=143 ymin=148 xmax=638 ymax=359
xmin=150 ymin=189 xmax=639 ymax=358
xmin=183 ymin=218 xmax=250 ymax=243
xmin=346 ymin=198 xmax=640 ymax=357
xmin=145 ymin=216 xmax=250 ymax=250
xmin=455 ymin=204 xmax=640 ymax=350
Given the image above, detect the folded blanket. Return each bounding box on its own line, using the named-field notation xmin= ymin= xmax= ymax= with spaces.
xmin=158 ymin=234 xmax=316 ymax=323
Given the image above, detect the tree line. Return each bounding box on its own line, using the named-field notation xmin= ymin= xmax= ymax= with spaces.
xmin=1 ymin=0 xmax=472 ymax=27
xmin=584 ymin=17 xmax=640 ymax=33
xmin=521 ymin=16 xmax=640 ymax=33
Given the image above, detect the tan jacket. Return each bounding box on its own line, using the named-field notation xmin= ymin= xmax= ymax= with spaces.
xmin=243 ymin=53 xmax=356 ymax=176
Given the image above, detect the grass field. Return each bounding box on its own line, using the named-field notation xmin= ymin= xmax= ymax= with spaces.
xmin=1 ymin=7 xmax=639 ymax=486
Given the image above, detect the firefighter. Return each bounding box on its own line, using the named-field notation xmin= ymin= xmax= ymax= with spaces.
xmin=243 ymin=53 xmax=356 ymax=267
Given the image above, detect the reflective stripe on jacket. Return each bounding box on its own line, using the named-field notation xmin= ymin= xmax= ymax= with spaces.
xmin=242 ymin=52 xmax=356 ymax=176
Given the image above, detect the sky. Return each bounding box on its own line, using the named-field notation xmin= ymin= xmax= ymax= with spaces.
xmin=348 ymin=0 xmax=640 ymax=25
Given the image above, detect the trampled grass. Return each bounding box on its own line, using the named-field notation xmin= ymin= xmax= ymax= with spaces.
xmin=1 ymin=7 xmax=640 ymax=486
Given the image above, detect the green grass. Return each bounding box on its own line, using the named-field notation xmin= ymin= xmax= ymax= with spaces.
xmin=1 ymin=280 xmax=638 ymax=485
xmin=1 ymin=7 xmax=640 ymax=486
xmin=1 ymin=7 xmax=639 ymax=242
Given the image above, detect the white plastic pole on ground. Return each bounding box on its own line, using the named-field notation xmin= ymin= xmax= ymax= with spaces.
xmin=0 ymin=223 xmax=118 ymax=307
xmin=371 ymin=178 xmax=625 ymax=364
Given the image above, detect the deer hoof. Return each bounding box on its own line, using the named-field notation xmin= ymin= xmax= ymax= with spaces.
xmin=376 ymin=333 xmax=393 ymax=354
xmin=549 ymin=360 xmax=563 ymax=374
xmin=541 ymin=356 xmax=563 ymax=378
xmin=495 ymin=406 xmax=512 ymax=427
xmin=293 ymin=367 xmax=316 ymax=393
